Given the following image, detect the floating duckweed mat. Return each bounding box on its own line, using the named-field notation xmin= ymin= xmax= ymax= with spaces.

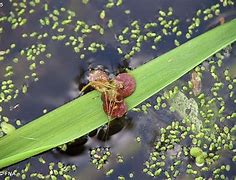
xmin=140 ymin=43 xmax=236 ymax=178
xmin=0 ymin=19 xmax=236 ymax=169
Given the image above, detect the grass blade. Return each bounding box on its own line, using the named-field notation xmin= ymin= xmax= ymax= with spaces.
xmin=0 ymin=19 xmax=236 ymax=168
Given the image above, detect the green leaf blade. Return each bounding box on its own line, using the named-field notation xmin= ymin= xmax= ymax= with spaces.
xmin=128 ymin=19 xmax=236 ymax=107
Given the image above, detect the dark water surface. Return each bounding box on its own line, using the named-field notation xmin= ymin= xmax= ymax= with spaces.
xmin=0 ymin=0 xmax=236 ymax=179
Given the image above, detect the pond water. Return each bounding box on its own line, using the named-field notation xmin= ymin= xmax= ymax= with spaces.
xmin=0 ymin=0 xmax=236 ymax=179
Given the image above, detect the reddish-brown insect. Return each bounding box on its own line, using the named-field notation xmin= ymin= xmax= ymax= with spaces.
xmin=81 ymin=70 xmax=110 ymax=93
xmin=114 ymin=73 xmax=136 ymax=98
xmin=81 ymin=69 xmax=136 ymax=118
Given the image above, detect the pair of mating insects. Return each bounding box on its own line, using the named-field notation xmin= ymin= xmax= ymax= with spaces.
xmin=81 ymin=69 xmax=136 ymax=118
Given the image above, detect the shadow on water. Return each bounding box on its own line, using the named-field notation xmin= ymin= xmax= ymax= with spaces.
xmin=74 ymin=45 xmax=129 ymax=93
xmin=56 ymin=116 xmax=133 ymax=156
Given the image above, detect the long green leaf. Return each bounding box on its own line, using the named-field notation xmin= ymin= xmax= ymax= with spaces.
xmin=0 ymin=19 xmax=236 ymax=169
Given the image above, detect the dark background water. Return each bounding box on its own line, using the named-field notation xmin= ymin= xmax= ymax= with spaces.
xmin=0 ymin=0 xmax=236 ymax=179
